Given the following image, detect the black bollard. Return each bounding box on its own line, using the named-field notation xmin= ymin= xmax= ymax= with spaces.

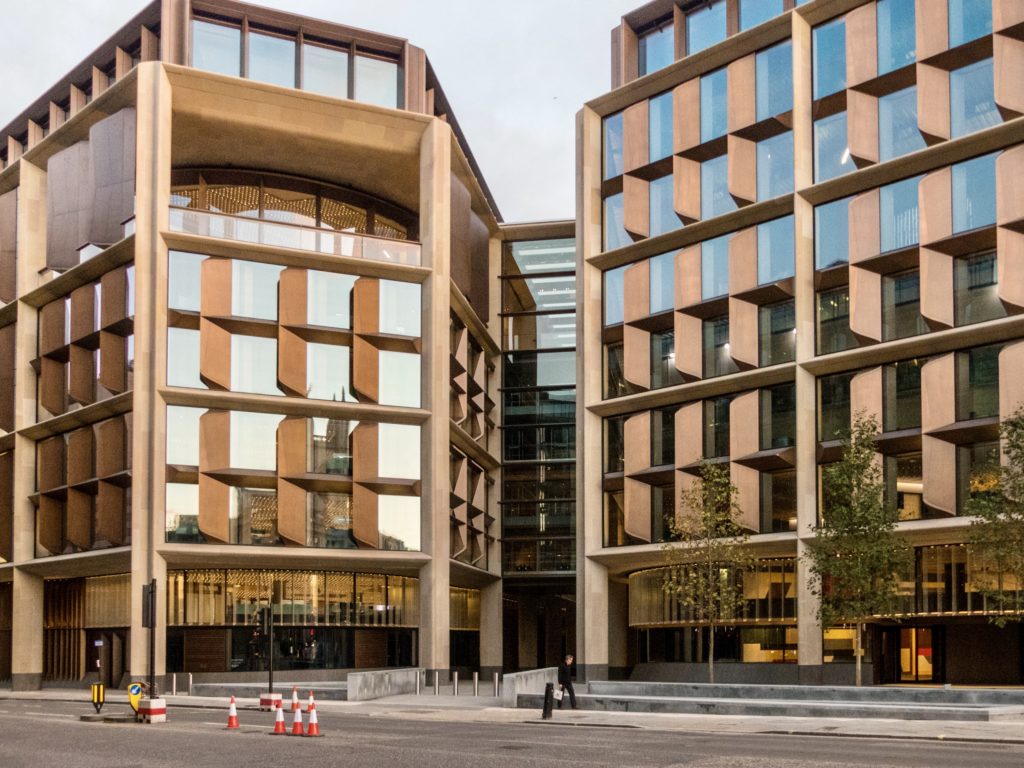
xmin=542 ymin=682 xmax=554 ymax=719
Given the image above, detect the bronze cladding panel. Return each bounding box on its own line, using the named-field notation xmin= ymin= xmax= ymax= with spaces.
xmin=352 ymin=422 xmax=378 ymax=484
xmin=276 ymin=480 xmax=306 ymax=547
xmin=674 ymin=157 xmax=701 ymax=223
xmin=88 ymin=109 xmax=137 ymax=246
xmin=621 ymin=22 xmax=640 ymax=87
xmin=916 ymin=0 xmax=949 ymax=60
xmin=998 ymin=146 xmax=1024 ymax=226
xmin=727 ymin=55 xmax=756 ymax=135
xmin=920 ymin=248 xmax=954 ymax=329
xmin=276 ymin=416 xmax=309 ymax=545
xmin=846 ymin=3 xmax=878 ymax=88
xmin=728 ymin=136 xmax=757 ymax=206
xmin=200 ymin=257 xmax=232 ymax=318
xmin=37 ymin=436 xmax=65 ymax=493
xmin=917 ymin=65 xmax=950 ymax=142
xmin=624 ymin=101 xmax=649 ymax=174
xmin=352 ymin=336 xmax=379 ymax=404
xmin=95 ymin=482 xmax=125 ymax=547
xmin=68 ymin=345 xmax=95 ymax=406
xmin=0 ymin=189 xmax=16 ymax=304
xmin=352 ymin=422 xmax=379 ymax=548
xmin=995 ymin=0 xmax=1024 ymax=31
xmin=624 ymin=259 xmax=651 ymax=323
xmin=728 ymin=298 xmax=759 ymax=370
xmin=353 ymin=277 xmax=380 ymax=335
xmin=847 ymin=90 xmax=879 ymax=166
xmin=923 ymin=435 xmax=957 ymax=516
xmin=623 ymin=175 xmax=650 ymax=240
xmin=849 ymin=266 xmax=882 ymax=343
xmin=675 ymin=312 xmax=703 ymax=380
xmin=199 ymin=319 xmax=231 ymax=392
xmin=624 ymin=411 xmax=652 ymax=543
xmin=849 ymin=188 xmax=880 ymax=265
xmin=998 ymin=229 xmax=1024 ymax=312
xmin=730 ymin=391 xmax=761 ymax=532
xmin=0 ymin=325 xmax=14 ymax=431
xmin=611 ymin=25 xmax=623 ymax=90
xmin=66 ymin=427 xmax=94 ymax=486
xmin=37 ymin=496 xmax=64 ymax=556
xmin=94 ymin=416 xmax=126 ymax=478
xmin=1000 ymin=341 xmax=1024 ymax=418
xmin=276 ymin=417 xmax=307 ymax=479
xmin=276 ymin=328 xmax=306 ymax=398
xmin=674 ymin=79 xmax=700 ymax=154
xmin=39 ymin=300 xmax=66 ymax=356
xmin=851 ymin=366 xmax=883 ymax=424
xmin=732 ymin=463 xmax=760 ymax=533
xmin=39 ymin=357 xmax=67 ymax=417
xmin=69 ymin=284 xmax=96 ymax=343
xmin=100 ymin=265 xmax=130 ymax=328
xmin=468 ymin=212 xmax=491 ymax=319
xmin=449 ymin=174 xmax=472 ymax=301
xmin=995 ymin=35 xmax=1024 ymax=117
xmin=46 ymin=141 xmax=92 ymax=270
xmin=0 ymin=452 xmax=12 ymax=561
xmin=676 ymin=246 xmax=702 ymax=308
xmin=919 ymin=167 xmax=953 ymax=246
xmin=624 ymin=325 xmax=652 ymax=391
xmin=403 ymin=45 xmax=427 ymax=115
xmin=277 ymin=268 xmax=307 ymax=327
xmin=65 ymin=489 xmax=93 ymax=551
xmin=198 ymin=410 xmax=231 ymax=544
xmin=452 ymin=453 xmax=468 ymax=506
xmin=99 ymin=331 xmax=127 ymax=394
xmin=922 ymin=353 xmax=956 ymax=432
xmin=729 ymin=226 xmax=758 ymax=296
xmin=675 ymin=402 xmax=703 ymax=467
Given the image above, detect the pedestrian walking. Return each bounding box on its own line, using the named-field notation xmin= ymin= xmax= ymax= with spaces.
xmin=557 ymin=654 xmax=577 ymax=709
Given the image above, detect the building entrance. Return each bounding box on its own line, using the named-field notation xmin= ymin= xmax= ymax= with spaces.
xmin=877 ymin=626 xmax=944 ymax=684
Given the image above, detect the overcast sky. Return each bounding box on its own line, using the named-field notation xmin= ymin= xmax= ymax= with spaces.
xmin=1 ymin=0 xmax=636 ymax=223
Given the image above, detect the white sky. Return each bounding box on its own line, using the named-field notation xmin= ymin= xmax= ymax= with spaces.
xmin=1 ymin=0 xmax=637 ymax=223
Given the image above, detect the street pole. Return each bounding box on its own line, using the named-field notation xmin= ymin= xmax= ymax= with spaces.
xmin=268 ymin=606 xmax=274 ymax=696
xmin=142 ymin=579 xmax=157 ymax=698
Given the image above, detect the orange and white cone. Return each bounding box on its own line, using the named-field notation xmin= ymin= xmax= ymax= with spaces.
xmin=289 ymin=701 xmax=304 ymax=735
xmin=305 ymin=700 xmax=323 ymax=737
xmin=225 ymin=695 xmax=240 ymax=730
xmin=269 ymin=699 xmax=286 ymax=736
xmin=291 ymin=686 xmax=299 ymax=712
xmin=307 ymin=690 xmax=315 ymax=712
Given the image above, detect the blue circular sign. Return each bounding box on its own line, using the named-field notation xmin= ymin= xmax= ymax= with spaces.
xmin=129 ymin=683 xmax=142 ymax=696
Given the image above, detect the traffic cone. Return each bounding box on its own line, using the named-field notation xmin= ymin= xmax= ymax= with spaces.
xmin=291 ymin=686 xmax=299 ymax=712
xmin=225 ymin=696 xmax=240 ymax=730
xmin=269 ymin=699 xmax=286 ymax=736
xmin=307 ymin=690 xmax=314 ymax=712
xmin=305 ymin=700 xmax=323 ymax=738
xmin=289 ymin=701 xmax=304 ymax=735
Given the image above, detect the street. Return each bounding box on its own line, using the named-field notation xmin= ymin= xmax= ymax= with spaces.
xmin=1 ymin=699 xmax=1023 ymax=768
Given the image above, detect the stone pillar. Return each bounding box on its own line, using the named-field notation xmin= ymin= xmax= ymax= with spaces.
xmin=479 ymin=580 xmax=502 ymax=676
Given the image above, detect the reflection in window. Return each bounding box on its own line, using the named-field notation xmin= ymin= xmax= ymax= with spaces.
xmin=949 ymin=0 xmax=992 ymax=49
xmin=229 ymin=487 xmax=280 ymax=546
xmin=167 ymin=328 xmax=204 ymax=389
xmin=503 ymin=275 xmax=577 ymax=314
xmin=303 ymin=44 xmax=348 ymax=98
xmin=955 ymin=251 xmax=1005 ymax=326
xmin=604 ymin=193 xmax=629 ymax=251
xmin=166 ymin=484 xmax=201 ymax=543
xmin=307 ymin=271 xmax=356 ymax=328
xmin=818 ymin=372 xmax=852 ymax=441
xmin=230 ymin=411 xmax=283 ymax=470
xmin=354 ymin=56 xmax=398 ymax=109
xmin=604 ymin=491 xmax=627 ymax=547
xmin=502 ymin=313 xmax=577 ymax=350
xmin=604 ymin=416 xmax=625 ymax=474
xmin=639 ymin=22 xmax=674 ymax=76
xmin=877 ymin=0 xmax=916 ymax=76
xmin=231 ymin=336 xmax=280 ymax=396
xmin=168 ymin=251 xmax=205 ymax=312
xmin=952 ymin=152 xmax=997 ymax=234
xmin=883 ymin=358 xmax=922 ymax=432
xmin=232 ymin=260 xmax=282 ymax=320
xmin=604 ymin=265 xmax=627 ymax=325
xmin=814 ymin=197 xmax=851 ymax=269
xmin=504 ymin=351 xmax=575 ymax=388
xmin=652 ymin=407 xmax=675 ymax=467
xmin=813 ymin=19 xmax=846 ymax=100
xmin=192 ymin=20 xmax=241 ymax=77
xmin=957 ymin=441 xmax=1001 ymax=514
xmin=757 ymin=132 xmax=794 ymax=200
xmin=703 ymin=316 xmax=738 ymax=378
xmin=650 ymin=330 xmax=682 ymax=389
xmin=885 ymin=453 xmax=932 ymax=520
xmin=762 ymin=470 xmax=796 ymax=533
xmin=882 ymin=271 xmax=927 ymax=341
xmin=687 ymin=0 xmax=727 ymax=55
xmin=604 ymin=343 xmax=633 ymax=399
xmin=506 ymin=238 xmax=576 ymax=275
xmin=167 ymin=406 xmax=203 ymax=466
xmin=378 ymin=424 xmax=421 ymax=480
xmin=379 ymin=280 xmax=421 ymax=336
xmin=814 ymin=112 xmax=853 ymax=182
xmin=309 ymin=417 xmax=355 ymax=475
xmin=704 ymin=396 xmax=732 ymax=458
xmin=379 ymin=351 xmax=421 ymax=408
xmin=701 ymin=154 xmax=736 ymax=220
xmin=758 ymin=215 xmax=794 ymax=284
xmin=762 ymin=383 xmax=796 ymax=449
xmin=740 ymin=0 xmax=784 ymax=31
xmin=817 ymin=287 xmax=856 ymax=355
xmin=308 ymin=493 xmax=356 ymax=548
xmin=880 ymin=175 xmax=921 ymax=253
xmin=700 ymin=68 xmax=728 ymax=143
xmin=879 ymin=87 xmax=925 ymax=162
xmin=604 ymin=112 xmax=624 ymax=180
xmin=649 ymin=175 xmax=680 ymax=238
xmin=956 ymin=344 xmax=1000 ymax=421
xmin=756 ymin=40 xmax=793 ymax=121
xmin=649 ymin=252 xmax=675 ymax=314
xmin=649 ymin=91 xmax=674 ymax=162
xmin=759 ymin=301 xmax=795 ymax=367
xmin=951 ymin=59 xmax=999 ymax=139
xmin=248 ymin=32 xmax=296 ymax=88
xmin=306 ymin=343 xmax=354 ymax=401
xmin=701 ymin=233 xmax=731 ymax=300
xmin=378 ymin=496 xmax=420 ymax=550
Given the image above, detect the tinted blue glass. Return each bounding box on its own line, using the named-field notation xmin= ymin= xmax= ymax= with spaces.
xmin=877 ymin=0 xmax=916 ymax=75
xmin=878 ymin=86 xmax=925 ymax=161
xmin=880 ymin=175 xmax=922 ymax=253
xmin=649 ymin=175 xmax=680 ymax=238
xmin=604 ymin=265 xmax=627 ymax=325
xmin=687 ymin=1 xmax=727 ymax=55
xmin=603 ymin=194 xmax=629 ymax=251
xmin=814 ymin=111 xmax=854 ymax=182
xmin=813 ymin=19 xmax=846 ymax=100
xmin=952 ymin=153 xmax=997 ymax=234
xmin=640 ymin=24 xmax=675 ymax=76
xmin=758 ymin=215 xmax=795 ymax=284
xmin=604 ymin=112 xmax=624 ymax=179
xmin=649 ymin=252 xmax=675 ymax=314
xmin=757 ymin=132 xmax=794 ymax=201
xmin=740 ymin=0 xmax=784 ymax=31
xmin=649 ymin=92 xmax=674 ymax=162
xmin=248 ymin=32 xmax=296 ymax=88
xmin=951 ymin=59 xmax=1000 ymax=138
xmin=700 ymin=69 xmax=728 ymax=142
xmin=949 ymin=0 xmax=992 ymax=48
xmin=192 ymin=20 xmax=241 ymax=77
xmin=756 ymin=41 xmax=793 ymax=121
xmin=701 ymin=155 xmax=736 ymax=220
xmin=815 ymin=197 xmax=851 ymax=270
xmin=701 ymin=234 xmax=732 ymax=300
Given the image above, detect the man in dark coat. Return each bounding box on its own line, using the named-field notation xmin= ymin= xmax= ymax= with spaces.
xmin=557 ymin=654 xmax=577 ymax=709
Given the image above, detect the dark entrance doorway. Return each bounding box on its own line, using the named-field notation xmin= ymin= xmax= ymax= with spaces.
xmin=877 ymin=625 xmax=944 ymax=684
xmin=85 ymin=629 xmax=128 ymax=688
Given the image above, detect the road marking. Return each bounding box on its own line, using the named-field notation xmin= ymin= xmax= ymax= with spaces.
xmin=202 ymin=722 xmax=272 ymax=730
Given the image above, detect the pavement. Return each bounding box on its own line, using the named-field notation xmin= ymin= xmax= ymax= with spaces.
xmin=6 ymin=685 xmax=1024 ymax=745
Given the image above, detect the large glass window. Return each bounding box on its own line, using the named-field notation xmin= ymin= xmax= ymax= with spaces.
xmin=649 ymin=91 xmax=674 ymax=163
xmin=230 ymin=411 xmax=283 ymax=470
xmin=167 ymin=406 xmax=202 ymax=466
xmin=231 ymin=336 xmax=279 ymax=395
xmin=651 ymin=330 xmax=683 ymax=389
xmin=354 ymin=56 xmax=398 ymax=109
xmin=762 ymin=383 xmax=796 ymax=449
xmin=814 ymin=197 xmax=851 ymax=270
xmin=952 ymin=152 xmax=997 ymax=234
xmin=958 ymin=441 xmax=1001 ymax=514
xmin=232 ymin=261 xmax=282 ymax=320
xmin=166 ymin=484 xmax=201 ymax=542
xmin=649 ymin=252 xmax=675 ymax=314
xmin=882 ymin=271 xmax=927 ymax=341
xmin=701 ymin=155 xmax=736 ymax=220
xmin=167 ymin=328 xmax=204 ymax=389
xmin=377 ymin=424 xmax=421 ymax=480
xmin=687 ymin=1 xmax=727 ymax=55
xmin=740 ymin=0 xmax=784 ymax=31
xmin=704 ymin=396 xmax=732 ymax=458
xmin=700 ymin=69 xmax=728 ymax=143
xmin=949 ymin=0 xmax=992 ymax=49
xmin=302 ymin=44 xmax=348 ymax=99
xmin=649 ymin=175 xmax=680 ymax=237
xmin=955 ymin=251 xmax=1005 ymax=326
xmin=818 ymin=372 xmax=853 ymax=441
xmin=758 ymin=215 xmax=794 ymax=284
xmin=379 ymin=280 xmax=421 ymax=336
xmin=639 ymin=23 xmax=674 ymax=77
xmin=248 ymin=32 xmax=296 ymax=88
xmin=379 ymin=351 xmax=421 ymax=408
xmin=814 ymin=112 xmax=854 ymax=182
xmin=378 ymin=496 xmax=420 ymax=551
xmin=309 ymin=417 xmax=355 ymax=475
xmin=307 ymin=271 xmax=356 ymax=328
xmin=877 ymin=0 xmax=916 ymax=76
xmin=880 ymin=175 xmax=921 ymax=253
xmin=879 ymin=87 xmax=925 ymax=162
xmin=506 ymin=350 xmax=576 ymax=390
xmin=885 ymin=453 xmax=930 ymax=520
xmin=503 ymin=274 xmax=576 ymax=314
xmin=756 ymin=41 xmax=793 ymax=121
xmin=701 ymin=233 xmax=731 ymax=300
xmin=759 ymin=301 xmax=796 ymax=367
xmin=651 ymin=407 xmax=675 ymax=467
xmin=757 ymin=132 xmax=794 ymax=200
xmin=883 ymin=358 xmax=922 ymax=432
xmin=604 ymin=265 xmax=627 ymax=325
xmin=605 ymin=416 xmax=625 ymax=473
xmin=957 ymin=344 xmax=1000 ymax=421
xmin=703 ymin=316 xmax=738 ymax=378
xmin=813 ymin=19 xmax=846 ymax=100
xmin=604 ymin=343 xmax=631 ymax=398
xmin=604 ymin=193 xmax=629 ymax=251
xmin=817 ymin=287 xmax=856 ymax=355
xmin=951 ymin=59 xmax=999 ymax=139
xmin=192 ymin=19 xmax=241 ymax=77
xmin=604 ymin=112 xmax=624 ymax=180
xmin=762 ymin=471 xmax=797 ymax=533
xmin=168 ymin=251 xmax=205 ymax=312
xmin=306 ymin=343 xmax=354 ymax=402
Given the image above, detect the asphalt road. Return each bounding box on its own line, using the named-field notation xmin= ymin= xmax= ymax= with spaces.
xmin=2 ymin=699 xmax=1024 ymax=768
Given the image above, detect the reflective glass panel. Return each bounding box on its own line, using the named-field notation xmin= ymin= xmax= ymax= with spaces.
xmin=813 ymin=19 xmax=846 ymax=99
xmin=228 ymin=487 xmax=279 ymax=545
xmin=877 ymin=0 xmax=916 ymax=75
xmin=505 ymin=351 xmax=575 ymax=389
xmin=506 ymin=239 xmax=575 ymax=275
xmin=759 ymin=301 xmax=796 ymax=366
xmin=248 ymin=32 xmax=296 ymax=88
xmin=949 ymin=0 xmax=992 ymax=48
xmin=649 ymin=175 xmax=680 ymax=237
xmin=815 ymin=197 xmax=851 ymax=269
xmin=649 ymin=91 xmax=674 ymax=162
xmin=230 ymin=411 xmax=283 ymax=470
xmin=379 ymin=280 xmax=421 ymax=336
xmin=761 ymin=383 xmax=796 ymax=449
xmin=650 ymin=330 xmax=682 ymax=389
xmin=605 ymin=416 xmax=625 ymax=473
xmin=701 ymin=233 xmax=731 ymax=300
xmin=231 ymin=260 xmax=282 ymax=320
xmin=952 ymin=152 xmax=997 ymax=234
xmin=379 ymin=351 xmax=421 ymax=407
xmin=166 ymin=406 xmax=203 ymax=466
xmin=231 ymin=336 xmax=280 ymax=395
xmin=306 ymin=343 xmax=355 ymax=402
xmin=883 ymin=358 xmax=923 ymax=432
xmin=354 ymin=56 xmax=398 ymax=108
xmin=817 ymin=287 xmax=856 ymax=355
xmin=309 ymin=417 xmax=356 ymax=475
xmin=882 ymin=271 xmax=928 ymax=341
xmin=651 ymin=407 xmax=675 ymax=466
xmin=307 ymin=271 xmax=356 ymax=328
xmin=703 ymin=316 xmax=738 ymax=378
xmin=701 ymin=155 xmax=736 ymax=220
xmin=603 ymin=193 xmax=629 ymax=251
xmin=880 ymin=175 xmax=922 ymax=252
xmin=504 ymin=275 xmax=576 ymax=314
xmin=502 ymin=313 xmax=576 ymax=350
xmin=704 ymin=396 xmax=731 ymax=458
xmin=302 ymin=44 xmax=348 ymax=98
xmin=955 ymin=251 xmax=1004 ymax=326
xmin=879 ymin=86 xmax=925 ymax=161
xmin=167 ymin=328 xmax=204 ymax=389
xmin=700 ymin=69 xmax=728 ymax=143
xmin=604 ymin=265 xmax=627 ymax=325
xmin=814 ymin=111 xmax=854 ymax=182
xmin=951 ymin=59 xmax=999 ymax=138
xmin=687 ymin=1 xmax=727 ymax=55
xmin=957 ymin=344 xmax=1000 ymax=421
xmin=758 ymin=215 xmax=795 ymax=284
xmin=740 ymin=0 xmax=784 ymax=31
xmin=378 ymin=424 xmax=421 ymax=480
xmin=649 ymin=251 xmax=675 ymax=314
xmin=639 ymin=24 xmax=674 ymax=76
xmin=168 ymin=251 xmax=205 ymax=312
xmin=818 ymin=372 xmax=853 ymax=440
xmin=192 ymin=20 xmax=240 ymax=77
xmin=604 ymin=112 xmax=624 ymax=180
xmin=308 ymin=493 xmax=356 ymax=548
xmin=378 ymin=496 xmax=420 ymax=551
xmin=757 ymin=131 xmax=794 ymax=200
xmin=166 ymin=484 xmax=201 ymax=543
xmin=756 ymin=40 xmax=793 ymax=121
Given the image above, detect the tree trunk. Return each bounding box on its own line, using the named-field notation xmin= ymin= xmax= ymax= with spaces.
xmin=855 ymin=622 xmax=863 ymax=687
xmin=708 ymin=624 xmax=715 ymax=685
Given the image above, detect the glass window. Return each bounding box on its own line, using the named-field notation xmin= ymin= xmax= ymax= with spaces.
xmin=192 ymin=19 xmax=241 ymax=77
xmin=955 ymin=251 xmax=1005 ymax=326
xmin=762 ymin=471 xmax=797 ymax=533
xmin=883 ymin=358 xmax=923 ymax=432
xmin=759 ymin=301 xmax=796 ymax=367
xmin=817 ymin=287 xmax=856 ymax=355
xmin=958 ymin=441 xmax=1001 ymax=514
xmin=651 ymin=330 xmax=683 ymax=389
xmin=604 ymin=193 xmax=629 ymax=251
xmin=949 ymin=0 xmax=992 ymax=49
xmin=166 ymin=484 xmax=201 ymax=543
xmin=302 ymin=44 xmax=348 ymax=98
xmin=701 ymin=233 xmax=731 ymax=300
xmin=651 ymin=407 xmax=675 ymax=467
xmin=307 ymin=271 xmax=356 ymax=328
xmin=756 ymin=40 xmax=793 ymax=121
xmin=307 ymin=343 xmax=355 ymax=401
xmin=879 ymin=86 xmax=925 ymax=162
xmin=740 ymin=0 xmax=784 ymax=31
xmin=379 ymin=280 xmax=421 ymax=336
xmin=604 ymin=112 xmax=624 ymax=180
xmin=230 ymin=411 xmax=283 ymax=470
xmin=309 ymin=417 xmax=355 ymax=475
xmin=957 ymin=344 xmax=1001 ymax=421
xmin=880 ymin=175 xmax=922 ymax=253
xmin=378 ymin=424 xmax=420 ymax=480
xmin=168 ymin=251 xmax=205 ymax=312
xmin=700 ymin=68 xmax=728 ymax=143
xmin=703 ymin=316 xmax=738 ymax=378
xmin=951 ymin=59 xmax=999 ymax=139
xmin=232 ymin=261 xmax=282 ymax=320
xmin=248 ymin=32 xmax=296 ymax=88
xmin=885 ymin=453 xmax=932 ymax=520
xmin=952 ymin=152 xmax=997 ymax=234
xmin=167 ymin=328 xmax=204 ymax=389
xmin=502 ymin=313 xmax=577 ymax=350
xmin=758 ymin=215 xmax=795 ymax=284
xmin=813 ymin=19 xmax=846 ymax=100
xmin=639 ymin=23 xmax=674 ymax=76
xmin=379 ymin=351 xmax=421 ymax=408
xmin=877 ymin=0 xmax=916 ymax=75
xmin=815 ymin=197 xmax=851 ymax=269
xmin=505 ymin=350 xmax=575 ymax=389
xmin=704 ymin=396 xmax=732 ymax=458
xmin=354 ymin=56 xmax=398 ymax=109
xmin=757 ymin=131 xmax=794 ymax=200
xmin=687 ymin=0 xmax=727 ymax=55
xmin=762 ymin=382 xmax=796 ymax=449
xmin=649 ymin=252 xmax=675 ymax=314
xmin=167 ymin=406 xmax=203 ymax=466
xmin=506 ymin=238 xmax=575 ymax=275
xmin=814 ymin=111 xmax=854 ymax=182
xmin=649 ymin=91 xmax=674 ymax=163
xmin=818 ymin=372 xmax=853 ymax=440
xmin=604 ymin=265 xmax=627 ymax=325
xmin=605 ymin=416 xmax=626 ymax=473
xmin=701 ymin=155 xmax=736 ymax=220
xmin=377 ymin=496 xmax=420 ymax=551
xmin=604 ymin=343 xmax=630 ymax=398
xmin=882 ymin=271 xmax=927 ymax=341
xmin=649 ymin=175 xmax=680 ymax=238
xmin=231 ymin=336 xmax=280 ymax=395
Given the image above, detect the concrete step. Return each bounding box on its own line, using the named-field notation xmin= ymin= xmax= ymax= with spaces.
xmin=517 ymin=692 xmax=1024 ymax=721
xmin=190 ymin=682 xmax=348 ymax=701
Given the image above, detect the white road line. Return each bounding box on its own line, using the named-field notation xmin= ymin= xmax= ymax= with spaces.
xmin=202 ymin=722 xmax=272 ymax=729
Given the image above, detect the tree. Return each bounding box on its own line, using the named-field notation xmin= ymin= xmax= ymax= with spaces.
xmin=806 ymin=412 xmax=912 ymax=686
xmin=968 ymin=406 xmax=1024 ymax=625
xmin=661 ymin=461 xmax=754 ymax=684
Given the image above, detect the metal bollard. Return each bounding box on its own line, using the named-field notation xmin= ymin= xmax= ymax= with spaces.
xmin=453 ymin=671 xmax=459 ymax=696
xmin=542 ymin=682 xmax=554 ymax=719
xmin=433 ymin=670 xmax=440 ymax=696
xmin=493 ymin=672 xmax=500 ymax=697
xmin=473 ymin=671 xmax=479 ymax=697
xmin=171 ymin=674 xmax=177 ymax=696
xmin=415 ymin=670 xmax=421 ymax=695
xmin=188 ymin=673 xmax=193 ymax=696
